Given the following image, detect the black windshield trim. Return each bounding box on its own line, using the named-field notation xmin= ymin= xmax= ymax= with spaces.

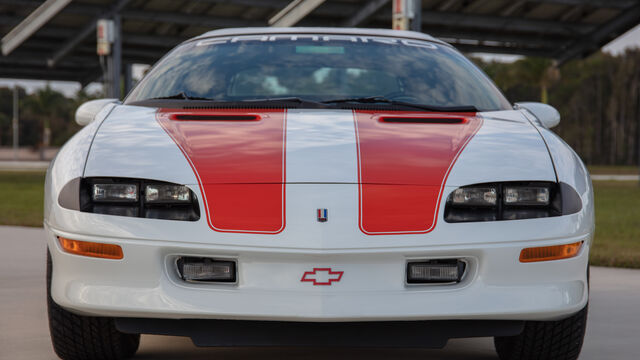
xmin=128 ymin=98 xmax=480 ymax=112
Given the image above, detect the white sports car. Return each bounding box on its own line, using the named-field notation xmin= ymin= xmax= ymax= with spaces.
xmin=45 ymin=28 xmax=593 ymax=360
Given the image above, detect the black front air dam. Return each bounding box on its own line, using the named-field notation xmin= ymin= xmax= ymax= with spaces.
xmin=115 ymin=318 xmax=524 ymax=348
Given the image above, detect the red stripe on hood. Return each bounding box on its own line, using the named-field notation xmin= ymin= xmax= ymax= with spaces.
xmin=354 ymin=111 xmax=482 ymax=235
xmin=157 ymin=109 xmax=286 ymax=234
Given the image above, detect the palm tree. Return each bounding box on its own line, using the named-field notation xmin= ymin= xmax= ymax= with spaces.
xmin=493 ymin=57 xmax=560 ymax=103
xmin=22 ymin=84 xmax=68 ymax=160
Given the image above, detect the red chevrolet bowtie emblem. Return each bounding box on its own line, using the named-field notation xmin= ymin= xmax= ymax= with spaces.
xmin=300 ymin=268 xmax=344 ymax=286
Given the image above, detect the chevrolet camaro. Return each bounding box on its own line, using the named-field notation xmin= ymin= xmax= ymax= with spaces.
xmin=45 ymin=27 xmax=593 ymax=360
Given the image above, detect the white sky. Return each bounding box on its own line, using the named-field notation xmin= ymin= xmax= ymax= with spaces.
xmin=1 ymin=24 xmax=640 ymax=97
xmin=0 ymin=64 xmax=149 ymax=97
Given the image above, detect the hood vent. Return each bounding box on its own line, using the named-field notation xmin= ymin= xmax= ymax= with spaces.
xmin=381 ymin=117 xmax=464 ymax=124
xmin=173 ymin=114 xmax=260 ymax=121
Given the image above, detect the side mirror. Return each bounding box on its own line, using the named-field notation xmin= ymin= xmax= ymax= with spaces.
xmin=75 ymin=99 xmax=119 ymax=126
xmin=515 ymin=102 xmax=560 ymax=128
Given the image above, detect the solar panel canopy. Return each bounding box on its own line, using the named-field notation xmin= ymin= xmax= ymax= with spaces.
xmin=1 ymin=0 xmax=639 ymax=84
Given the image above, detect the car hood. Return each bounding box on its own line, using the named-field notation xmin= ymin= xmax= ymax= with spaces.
xmin=84 ymin=105 xmax=557 ymax=234
xmin=84 ymin=105 xmax=556 ymax=187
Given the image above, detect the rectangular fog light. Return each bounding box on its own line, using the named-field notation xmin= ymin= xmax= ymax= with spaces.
xmin=407 ymin=260 xmax=465 ymax=284
xmin=177 ymin=257 xmax=236 ymax=283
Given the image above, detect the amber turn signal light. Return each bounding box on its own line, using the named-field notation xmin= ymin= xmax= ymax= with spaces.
xmin=58 ymin=237 xmax=123 ymax=260
xmin=519 ymin=241 xmax=583 ymax=263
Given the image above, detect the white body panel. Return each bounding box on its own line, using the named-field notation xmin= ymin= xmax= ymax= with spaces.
xmin=448 ymin=110 xmax=556 ymax=186
xmin=285 ymin=109 xmax=358 ymax=183
xmin=46 ymin=220 xmax=588 ymax=321
xmin=44 ymin=103 xmax=116 ymax=224
xmin=84 ymin=106 xmax=197 ymax=185
xmin=45 ymin=104 xmax=593 ymax=322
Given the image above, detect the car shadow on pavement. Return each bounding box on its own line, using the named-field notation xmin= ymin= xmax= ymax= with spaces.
xmin=134 ymin=335 xmax=499 ymax=360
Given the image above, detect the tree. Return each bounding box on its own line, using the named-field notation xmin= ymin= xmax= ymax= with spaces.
xmin=474 ymin=50 xmax=640 ymax=167
xmin=20 ymin=85 xmax=72 ymax=158
xmin=480 ymin=57 xmax=559 ymax=103
xmin=0 ymin=87 xmax=28 ymax=147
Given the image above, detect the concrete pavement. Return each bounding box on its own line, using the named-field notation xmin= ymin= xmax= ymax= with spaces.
xmin=1 ymin=225 xmax=638 ymax=360
xmin=591 ymin=174 xmax=640 ymax=181
xmin=0 ymin=161 xmax=49 ymax=171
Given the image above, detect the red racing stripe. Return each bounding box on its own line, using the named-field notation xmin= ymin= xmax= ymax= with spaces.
xmin=353 ymin=111 xmax=482 ymax=235
xmin=157 ymin=109 xmax=286 ymax=234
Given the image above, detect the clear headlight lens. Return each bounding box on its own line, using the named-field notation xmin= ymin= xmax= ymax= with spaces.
xmin=451 ymin=187 xmax=497 ymax=206
xmin=145 ymin=184 xmax=190 ymax=203
xmin=445 ymin=182 xmax=564 ymax=223
xmin=92 ymin=183 xmax=138 ymax=202
xmin=79 ymin=178 xmax=200 ymax=222
xmin=504 ymin=186 xmax=550 ymax=206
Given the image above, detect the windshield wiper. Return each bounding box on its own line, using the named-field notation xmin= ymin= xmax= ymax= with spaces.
xmin=143 ymin=95 xmax=327 ymax=108
xmin=149 ymin=92 xmax=214 ymax=101
xmin=322 ymin=96 xmax=477 ymax=112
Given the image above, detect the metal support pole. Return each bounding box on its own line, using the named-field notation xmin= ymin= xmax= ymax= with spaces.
xmin=393 ymin=0 xmax=420 ymax=31
xmin=269 ymin=0 xmax=326 ymax=27
xmin=105 ymin=55 xmax=112 ymax=97
xmin=110 ymin=14 xmax=122 ymax=100
xmin=12 ymin=85 xmax=18 ymax=160
xmin=392 ymin=0 xmax=409 ymax=30
xmin=124 ymin=63 xmax=133 ymax=96
xmin=410 ymin=0 xmax=421 ymax=32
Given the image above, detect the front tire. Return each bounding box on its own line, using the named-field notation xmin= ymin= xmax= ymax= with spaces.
xmin=47 ymin=250 xmax=140 ymax=360
xmin=494 ymin=305 xmax=588 ymax=360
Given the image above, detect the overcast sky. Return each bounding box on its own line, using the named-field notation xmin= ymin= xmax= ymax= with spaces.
xmin=1 ymin=24 xmax=640 ymax=97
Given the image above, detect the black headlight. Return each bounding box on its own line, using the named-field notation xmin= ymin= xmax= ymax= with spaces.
xmin=58 ymin=177 xmax=200 ymax=221
xmin=444 ymin=181 xmax=581 ymax=223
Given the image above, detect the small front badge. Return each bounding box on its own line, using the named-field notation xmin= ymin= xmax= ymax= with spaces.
xmin=301 ymin=268 xmax=343 ymax=286
xmin=317 ymin=208 xmax=328 ymax=222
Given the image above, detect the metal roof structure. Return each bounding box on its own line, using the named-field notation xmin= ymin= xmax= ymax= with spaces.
xmin=1 ymin=0 xmax=639 ymax=85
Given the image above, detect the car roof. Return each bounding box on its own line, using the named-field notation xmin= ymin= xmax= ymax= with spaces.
xmin=190 ymin=27 xmax=448 ymax=46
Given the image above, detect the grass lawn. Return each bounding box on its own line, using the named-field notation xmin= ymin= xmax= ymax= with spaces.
xmin=591 ymin=181 xmax=640 ymax=268
xmin=0 ymin=171 xmax=45 ymax=227
xmin=588 ymin=165 xmax=639 ymax=175
xmin=0 ymin=170 xmax=639 ymax=268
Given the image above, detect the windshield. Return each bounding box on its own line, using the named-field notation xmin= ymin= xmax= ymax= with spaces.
xmin=126 ymin=34 xmax=511 ymax=111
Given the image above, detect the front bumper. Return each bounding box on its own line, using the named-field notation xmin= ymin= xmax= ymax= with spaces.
xmin=46 ymin=223 xmax=590 ymax=323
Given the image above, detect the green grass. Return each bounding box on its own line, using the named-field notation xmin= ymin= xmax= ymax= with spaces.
xmin=590 ymin=181 xmax=640 ymax=268
xmin=0 ymin=171 xmax=45 ymax=227
xmin=588 ymin=165 xmax=639 ymax=175
xmin=0 ymin=171 xmax=639 ymax=268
